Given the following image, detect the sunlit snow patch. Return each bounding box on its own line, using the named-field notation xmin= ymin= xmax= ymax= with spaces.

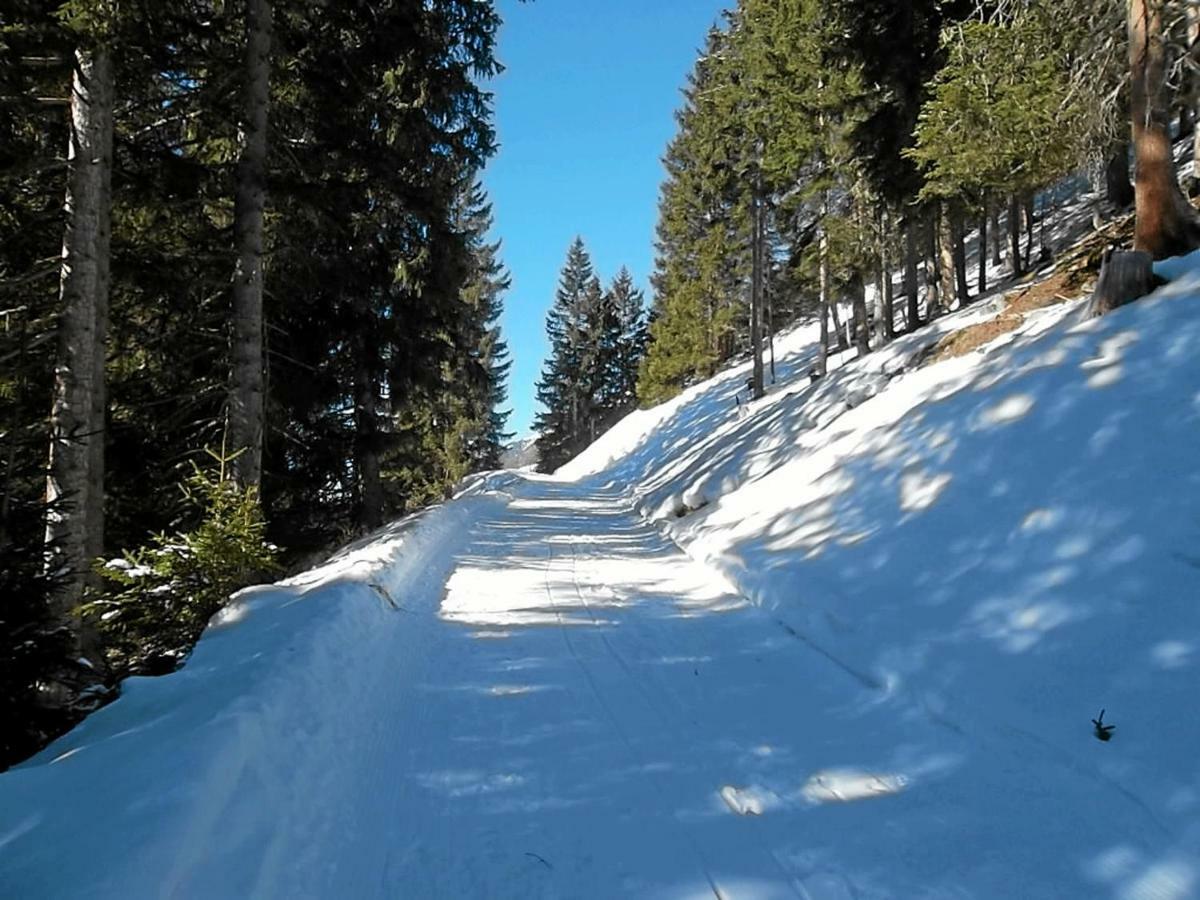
xmin=899 ymin=469 xmax=953 ymax=512
xmin=719 ymin=784 xmax=778 ymax=816
xmin=800 ymin=769 xmax=909 ymax=805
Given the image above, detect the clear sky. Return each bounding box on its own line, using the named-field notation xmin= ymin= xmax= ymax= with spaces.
xmin=484 ymin=0 xmax=728 ymax=439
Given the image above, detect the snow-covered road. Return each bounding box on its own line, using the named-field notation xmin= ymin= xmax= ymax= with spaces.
xmin=382 ymin=477 xmax=867 ymax=900
xmin=3 ymin=476 xmax=897 ymax=899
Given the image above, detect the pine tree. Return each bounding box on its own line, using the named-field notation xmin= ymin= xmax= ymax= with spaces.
xmin=603 ymin=267 xmax=648 ymax=417
xmin=639 ymin=24 xmax=750 ymax=405
xmin=534 ymin=238 xmax=601 ymax=472
xmin=44 ymin=0 xmax=117 ymax=673
xmin=227 ymin=0 xmax=273 ymax=490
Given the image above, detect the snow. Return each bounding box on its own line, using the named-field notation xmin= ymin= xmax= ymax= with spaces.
xmin=4 ymin=256 xmax=1200 ymax=897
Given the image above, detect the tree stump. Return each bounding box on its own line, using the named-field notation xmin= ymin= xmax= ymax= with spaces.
xmin=1086 ymin=249 xmax=1156 ymax=318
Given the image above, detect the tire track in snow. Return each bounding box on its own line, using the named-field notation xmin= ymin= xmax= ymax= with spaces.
xmin=541 ymin=542 xmax=725 ymax=900
xmin=565 ymin=537 xmax=806 ymax=899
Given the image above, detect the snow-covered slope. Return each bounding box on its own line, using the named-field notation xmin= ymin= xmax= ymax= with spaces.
xmin=3 ymin=259 xmax=1200 ymax=899
xmin=561 ymin=257 xmax=1200 ymax=897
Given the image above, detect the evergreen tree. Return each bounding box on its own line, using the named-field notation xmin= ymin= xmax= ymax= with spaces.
xmin=534 ymin=238 xmax=601 ymax=472
xmin=458 ymin=183 xmax=514 ymax=473
xmin=639 ymin=24 xmax=751 ymax=405
xmin=1 ymin=0 xmax=509 ymax=763
xmin=908 ymin=17 xmax=1085 ymax=220
xmin=603 ymin=267 xmax=647 ymax=417
xmin=44 ymin=0 xmax=118 ymax=676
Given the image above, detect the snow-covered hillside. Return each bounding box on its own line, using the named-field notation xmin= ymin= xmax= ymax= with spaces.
xmin=2 ymin=257 xmax=1200 ymax=899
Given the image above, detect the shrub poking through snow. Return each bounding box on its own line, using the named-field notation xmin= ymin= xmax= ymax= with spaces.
xmin=1092 ymin=709 xmax=1115 ymax=742
xmin=84 ymin=449 xmax=279 ymax=676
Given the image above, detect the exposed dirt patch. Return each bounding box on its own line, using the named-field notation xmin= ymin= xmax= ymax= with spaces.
xmin=932 ymin=312 xmax=1025 ymax=361
xmin=926 ymin=210 xmax=1136 ymax=365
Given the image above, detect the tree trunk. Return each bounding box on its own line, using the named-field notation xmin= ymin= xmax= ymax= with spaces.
xmin=229 ymin=0 xmax=273 ymax=490
xmin=1023 ymin=193 xmax=1035 ymax=267
xmin=1105 ymin=141 xmax=1135 ymax=208
xmin=852 ymin=275 xmax=870 ymax=357
xmin=926 ymin=211 xmax=942 ymax=319
xmin=978 ymin=206 xmax=988 ymax=295
xmin=876 ymin=209 xmax=893 ymax=344
xmin=1086 ymin=248 xmax=1156 ymax=317
xmin=936 ymin=204 xmax=955 ymax=315
xmin=951 ymin=204 xmax=970 ymax=306
xmin=353 ymin=352 xmax=383 ymax=532
xmin=765 ymin=271 xmax=776 ymax=383
xmin=1192 ymin=1 xmax=1200 ymax=191
xmin=989 ymin=203 xmax=1002 ymax=266
xmin=45 ymin=46 xmax=113 ymax=656
xmin=904 ymin=216 xmax=920 ymax=332
xmin=1008 ymin=193 xmax=1023 ymax=276
xmin=817 ymin=227 xmax=830 ymax=377
xmin=828 ymin=293 xmax=847 ymax=351
xmin=1129 ymin=0 xmax=1200 ymax=258
xmin=749 ymin=177 xmax=764 ymax=400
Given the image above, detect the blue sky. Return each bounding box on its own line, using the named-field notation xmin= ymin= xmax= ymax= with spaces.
xmin=484 ymin=0 xmax=728 ymax=438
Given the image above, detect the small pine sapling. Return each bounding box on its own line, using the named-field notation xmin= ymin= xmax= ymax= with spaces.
xmin=84 ymin=446 xmax=279 ymax=676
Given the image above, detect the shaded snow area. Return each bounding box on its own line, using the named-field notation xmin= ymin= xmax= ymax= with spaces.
xmin=4 ymin=260 xmax=1200 ymax=900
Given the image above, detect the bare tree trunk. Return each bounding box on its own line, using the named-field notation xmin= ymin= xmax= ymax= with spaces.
xmin=1129 ymin=0 xmax=1200 ymax=258
xmin=1192 ymin=2 xmax=1200 ymax=190
xmin=978 ymin=205 xmax=988 ymax=295
xmin=828 ymin=297 xmax=846 ymax=350
xmin=749 ymin=174 xmax=764 ymax=400
xmin=229 ymin=0 xmax=273 ymax=489
xmin=937 ymin=204 xmax=955 ymax=315
xmin=951 ymin=204 xmax=970 ymax=306
xmin=1106 ymin=141 xmax=1135 ymax=207
xmin=765 ymin=270 xmax=776 ymax=383
xmin=45 ymin=46 xmax=113 ymax=658
xmin=852 ymin=275 xmax=870 ymax=357
xmin=988 ymin=200 xmax=998 ymax=264
xmin=1008 ymin=193 xmax=1023 ymax=276
xmin=926 ymin=210 xmax=942 ymax=319
xmin=828 ymin=293 xmax=847 ymax=351
xmin=1023 ymin=193 xmax=1035 ymax=267
xmin=904 ymin=216 xmax=920 ymax=331
xmin=353 ymin=351 xmax=383 ymax=532
xmin=876 ymin=208 xmax=893 ymax=344
xmin=1086 ymin=248 xmax=1156 ymax=316
xmin=817 ymin=227 xmax=830 ymax=377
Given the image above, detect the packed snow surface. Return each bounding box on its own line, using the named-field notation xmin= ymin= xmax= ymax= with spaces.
xmin=4 ymin=257 xmax=1200 ymax=899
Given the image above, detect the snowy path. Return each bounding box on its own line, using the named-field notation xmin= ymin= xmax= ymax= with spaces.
xmin=297 ymin=476 xmax=887 ymax=900
xmin=1 ymin=476 xmax=908 ymax=899
xmin=6 ymin=465 xmax=1198 ymax=898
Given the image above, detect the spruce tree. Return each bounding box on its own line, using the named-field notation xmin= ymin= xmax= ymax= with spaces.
xmin=603 ymin=267 xmax=648 ymax=417
xmin=534 ymin=238 xmax=601 ymax=472
xmin=639 ymin=24 xmax=750 ymax=405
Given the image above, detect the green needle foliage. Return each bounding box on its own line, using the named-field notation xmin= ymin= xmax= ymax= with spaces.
xmin=909 ymin=17 xmax=1085 ymax=204
xmin=84 ymin=449 xmax=279 ymax=676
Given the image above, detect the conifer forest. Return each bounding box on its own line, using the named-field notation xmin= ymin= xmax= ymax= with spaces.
xmin=4 ymin=1 xmax=1200 ymax=862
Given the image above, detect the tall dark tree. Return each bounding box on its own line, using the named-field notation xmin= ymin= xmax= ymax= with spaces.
xmin=534 ymin=238 xmax=601 ymax=472
xmin=228 ymin=0 xmax=272 ymax=489
xmin=44 ymin=1 xmax=116 ymax=670
xmin=602 ymin=267 xmax=648 ymax=418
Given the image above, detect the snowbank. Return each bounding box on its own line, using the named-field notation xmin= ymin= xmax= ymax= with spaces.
xmin=556 ymin=260 xmax=1200 ymax=897
xmin=0 ymin=488 xmax=508 ymax=897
